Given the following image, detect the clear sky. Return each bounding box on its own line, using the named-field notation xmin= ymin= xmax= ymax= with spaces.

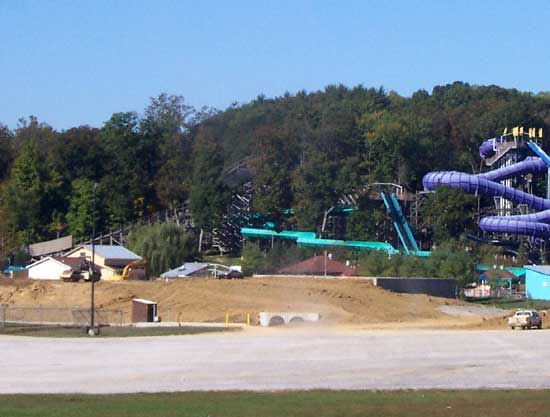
xmin=1 ymin=0 xmax=550 ymax=130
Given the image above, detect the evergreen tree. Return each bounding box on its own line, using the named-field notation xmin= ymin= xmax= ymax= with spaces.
xmin=2 ymin=139 xmax=62 ymax=243
xmin=66 ymin=178 xmax=103 ymax=241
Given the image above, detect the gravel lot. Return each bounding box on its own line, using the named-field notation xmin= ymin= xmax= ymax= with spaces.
xmin=1 ymin=327 xmax=549 ymax=393
xmin=437 ymin=304 xmax=508 ymax=318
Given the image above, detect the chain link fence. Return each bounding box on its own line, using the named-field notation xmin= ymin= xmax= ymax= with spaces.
xmin=0 ymin=305 xmax=123 ymax=328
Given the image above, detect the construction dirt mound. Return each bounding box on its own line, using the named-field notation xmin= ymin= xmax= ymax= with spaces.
xmin=0 ymin=277 xmax=510 ymax=328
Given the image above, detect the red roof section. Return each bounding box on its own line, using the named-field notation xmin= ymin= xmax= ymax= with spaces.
xmin=276 ymin=255 xmax=356 ymax=276
xmin=480 ymin=269 xmax=517 ymax=280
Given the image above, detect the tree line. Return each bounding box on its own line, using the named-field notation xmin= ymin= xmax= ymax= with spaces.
xmin=1 ymin=82 xmax=550 ymax=260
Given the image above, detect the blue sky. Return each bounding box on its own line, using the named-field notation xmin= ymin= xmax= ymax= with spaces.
xmin=1 ymin=0 xmax=549 ymax=130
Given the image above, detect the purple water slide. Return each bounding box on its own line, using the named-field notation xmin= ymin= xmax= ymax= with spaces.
xmin=422 ymin=155 xmax=550 ymax=238
xmin=479 ymin=139 xmax=495 ymax=159
xmin=477 ymin=157 xmax=546 ymax=181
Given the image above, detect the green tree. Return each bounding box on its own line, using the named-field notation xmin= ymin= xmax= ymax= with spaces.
xmin=2 ymin=139 xmax=62 ymax=243
xmin=101 ymin=112 xmax=157 ymax=226
xmin=128 ymin=223 xmax=196 ymax=276
xmin=292 ymin=149 xmax=339 ymax=231
xmin=425 ymin=242 xmax=475 ymax=287
xmin=14 ymin=116 xmax=57 ymax=147
xmin=240 ymin=241 xmax=266 ymax=275
xmin=359 ymin=246 xmax=474 ymax=286
xmin=345 ymin=197 xmax=388 ymax=241
xmin=66 ymin=179 xmax=104 ymax=241
xmin=250 ymin=126 xmax=295 ymax=226
xmin=0 ymin=123 xmax=14 ymax=181
xmin=361 ymin=110 xmax=432 ymax=189
xmin=189 ymin=127 xmax=229 ymax=230
xmin=360 ymin=252 xmax=412 ymax=277
xmin=142 ymin=93 xmax=196 ymax=135
xmin=141 ymin=94 xmax=197 ymax=208
xmin=0 ymin=202 xmax=19 ymax=262
xmin=50 ymin=126 xmax=105 ymax=183
xmin=423 ymin=187 xmax=477 ymax=243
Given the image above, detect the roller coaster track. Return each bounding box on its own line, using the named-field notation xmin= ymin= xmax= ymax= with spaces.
xmin=75 ymin=167 xmax=415 ymax=256
xmin=78 ymin=204 xmax=194 ymax=247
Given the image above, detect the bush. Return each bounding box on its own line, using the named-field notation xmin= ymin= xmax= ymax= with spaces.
xmin=359 ymin=240 xmax=475 ymax=287
xmin=241 ymin=241 xmax=266 ymax=275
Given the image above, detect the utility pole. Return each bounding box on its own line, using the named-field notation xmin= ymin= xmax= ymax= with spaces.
xmin=88 ymin=182 xmax=98 ymax=336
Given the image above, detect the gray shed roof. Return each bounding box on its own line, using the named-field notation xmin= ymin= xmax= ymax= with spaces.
xmin=133 ymin=298 xmax=157 ymax=305
xmin=524 ymin=265 xmax=550 ymax=275
xmin=161 ymin=262 xmax=209 ymax=278
xmin=81 ymin=245 xmax=142 ymax=261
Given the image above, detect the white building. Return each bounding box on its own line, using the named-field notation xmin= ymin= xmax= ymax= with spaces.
xmin=26 ymin=257 xmax=87 ymax=280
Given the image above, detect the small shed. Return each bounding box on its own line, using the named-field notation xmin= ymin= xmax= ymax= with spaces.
xmin=525 ymin=265 xmax=550 ymax=300
xmin=132 ymin=298 xmax=158 ymax=323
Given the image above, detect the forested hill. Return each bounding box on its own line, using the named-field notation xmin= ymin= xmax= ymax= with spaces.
xmin=1 ymin=82 xmax=550 ymax=254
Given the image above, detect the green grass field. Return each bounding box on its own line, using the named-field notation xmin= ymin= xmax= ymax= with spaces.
xmin=1 ymin=391 xmax=550 ymax=417
xmin=0 ymin=324 xmax=238 ymax=337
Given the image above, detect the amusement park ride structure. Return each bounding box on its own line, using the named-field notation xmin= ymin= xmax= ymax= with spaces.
xmin=243 ymin=127 xmax=550 ymax=261
xmin=70 ymin=127 xmax=550 ymax=260
xmin=424 ymin=127 xmax=550 ymax=260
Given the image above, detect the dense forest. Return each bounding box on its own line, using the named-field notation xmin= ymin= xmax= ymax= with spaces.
xmin=1 ymin=82 xmax=550 ymax=262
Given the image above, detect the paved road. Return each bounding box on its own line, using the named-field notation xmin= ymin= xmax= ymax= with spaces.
xmin=1 ymin=328 xmax=549 ymax=393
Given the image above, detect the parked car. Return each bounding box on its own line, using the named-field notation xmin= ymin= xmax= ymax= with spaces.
xmin=508 ymin=310 xmax=542 ymax=330
xmin=208 ymin=264 xmax=243 ymax=279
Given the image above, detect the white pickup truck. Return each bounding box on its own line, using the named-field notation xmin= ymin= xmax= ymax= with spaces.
xmin=508 ymin=310 xmax=542 ymax=330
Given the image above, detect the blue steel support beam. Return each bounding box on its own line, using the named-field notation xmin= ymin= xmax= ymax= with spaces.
xmin=527 ymin=141 xmax=550 ymax=165
xmin=389 ymin=193 xmax=420 ymax=252
xmin=381 ymin=191 xmax=410 ymax=255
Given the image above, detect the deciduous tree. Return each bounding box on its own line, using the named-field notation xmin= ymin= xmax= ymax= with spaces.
xmin=189 ymin=127 xmax=229 ymax=230
xmin=128 ymin=223 xmax=196 ymax=276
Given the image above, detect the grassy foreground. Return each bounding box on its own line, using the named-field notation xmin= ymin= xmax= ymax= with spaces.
xmin=2 ymin=391 xmax=550 ymax=417
xmin=0 ymin=324 xmax=238 ymax=337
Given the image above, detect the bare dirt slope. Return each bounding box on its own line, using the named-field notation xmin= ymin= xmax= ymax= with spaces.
xmin=0 ymin=276 xmax=506 ymax=327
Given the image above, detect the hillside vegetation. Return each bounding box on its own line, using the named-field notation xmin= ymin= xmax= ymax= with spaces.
xmin=1 ymin=82 xmax=550 ymax=261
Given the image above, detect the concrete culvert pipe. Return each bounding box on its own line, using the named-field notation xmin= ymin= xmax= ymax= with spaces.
xmin=268 ymin=316 xmax=285 ymax=326
xmin=289 ymin=317 xmax=305 ymax=324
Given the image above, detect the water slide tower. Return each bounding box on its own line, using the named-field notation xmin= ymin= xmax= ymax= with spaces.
xmin=479 ymin=127 xmax=541 ymax=217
